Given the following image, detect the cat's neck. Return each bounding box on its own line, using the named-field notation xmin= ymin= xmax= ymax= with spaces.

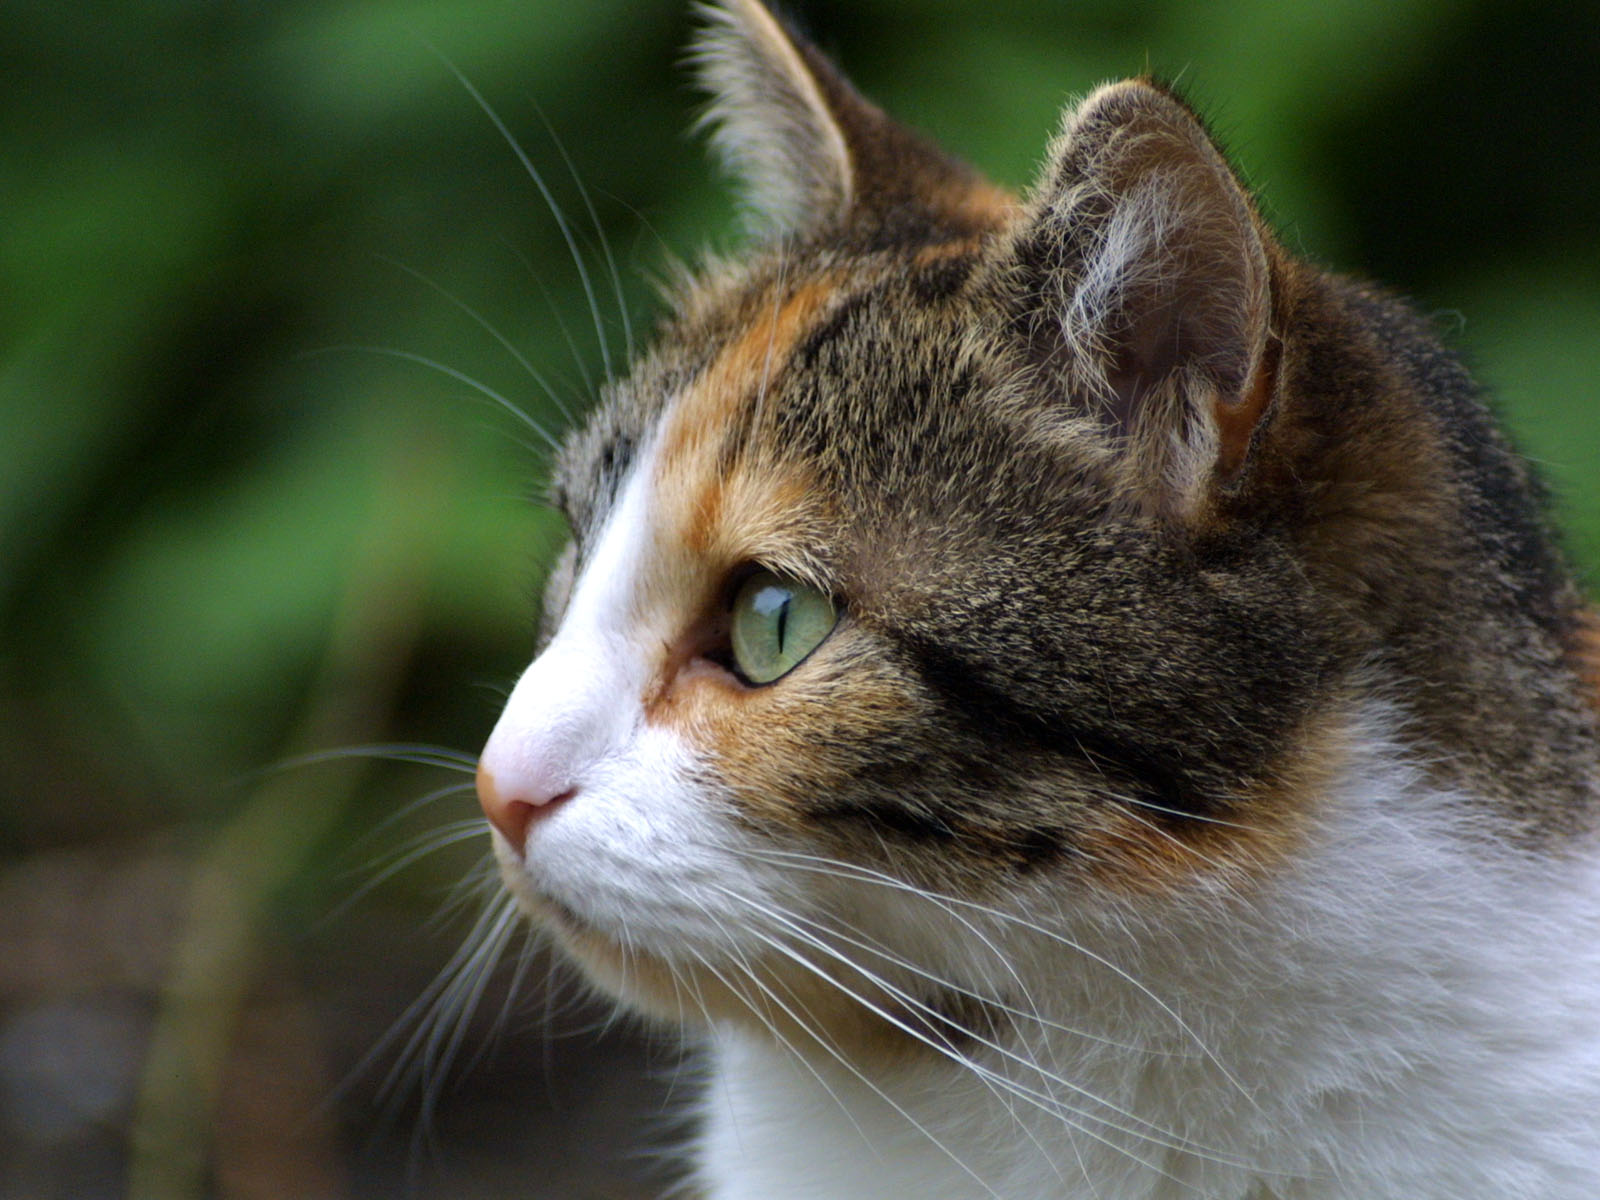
xmin=695 ymin=706 xmax=1600 ymax=1199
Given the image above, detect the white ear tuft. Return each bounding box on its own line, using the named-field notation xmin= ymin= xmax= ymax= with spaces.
xmin=689 ymin=0 xmax=854 ymax=236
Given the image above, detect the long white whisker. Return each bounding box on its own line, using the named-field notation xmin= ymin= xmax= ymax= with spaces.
xmin=763 ymin=863 xmax=1165 ymax=1064
xmin=691 ymin=947 xmax=884 ymax=1158
xmin=332 ymin=890 xmax=512 ymax=1124
xmin=324 ymin=815 xmax=485 ymax=926
xmin=259 ymin=742 xmax=477 ymax=777
xmin=350 ymin=782 xmax=480 ymax=855
xmin=733 ymin=915 xmax=1225 ymax=1190
xmin=311 ymin=345 xmax=563 ymax=452
xmin=738 ymin=902 xmax=1066 ymax=1179
xmin=691 ymin=901 xmax=883 ymax=1135
xmin=1102 ymin=793 xmax=1251 ymax=877
xmin=430 ymin=50 xmax=616 ymax=382
xmin=500 ymin=236 xmax=598 ymax=397
xmin=528 ymin=101 xmax=635 ymax=361
xmin=410 ymin=898 xmax=522 ymax=1139
xmin=462 ymin=920 xmax=543 ymax=1079
xmin=425 ymin=854 xmax=504 ymax=933
xmin=792 ymin=871 xmax=1161 ymax=1057
xmin=744 ymin=847 xmax=1263 ymax=1115
xmin=1111 ymin=792 xmax=1262 ymax=832
xmin=714 ymin=882 xmax=1252 ymax=1176
xmin=376 ymin=254 xmax=579 ymax=426
xmin=692 ymin=940 xmax=1001 ymax=1195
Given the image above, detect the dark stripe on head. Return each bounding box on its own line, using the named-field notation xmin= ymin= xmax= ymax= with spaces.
xmin=899 ymin=631 xmax=1222 ymax=826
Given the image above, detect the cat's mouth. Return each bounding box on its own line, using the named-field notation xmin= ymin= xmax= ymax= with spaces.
xmin=499 ymin=857 xmax=1013 ymax=1055
xmin=495 ymin=857 xmax=677 ymax=988
xmin=495 ymin=860 xmax=591 ymax=937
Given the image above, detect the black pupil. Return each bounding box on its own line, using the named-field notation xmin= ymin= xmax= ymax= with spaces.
xmin=775 ymin=594 xmax=790 ymax=653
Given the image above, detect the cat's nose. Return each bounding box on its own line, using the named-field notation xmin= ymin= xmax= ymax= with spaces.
xmin=475 ymin=760 xmax=575 ymax=851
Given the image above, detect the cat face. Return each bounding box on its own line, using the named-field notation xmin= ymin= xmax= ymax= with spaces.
xmin=475 ymin=0 xmax=1347 ymax=1034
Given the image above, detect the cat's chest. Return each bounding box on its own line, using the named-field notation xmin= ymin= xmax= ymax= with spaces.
xmin=696 ymin=1032 xmax=1264 ymax=1200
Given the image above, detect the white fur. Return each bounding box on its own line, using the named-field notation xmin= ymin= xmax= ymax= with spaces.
xmin=479 ymin=458 xmax=657 ymax=827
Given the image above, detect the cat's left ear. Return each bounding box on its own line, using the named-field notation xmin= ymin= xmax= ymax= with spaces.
xmin=1003 ymin=80 xmax=1280 ymax=518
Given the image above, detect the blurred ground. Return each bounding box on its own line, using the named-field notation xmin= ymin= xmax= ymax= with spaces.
xmin=1 ymin=0 xmax=1596 ymax=1196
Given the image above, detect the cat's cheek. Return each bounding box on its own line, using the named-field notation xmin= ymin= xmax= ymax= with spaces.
xmin=645 ymin=643 xmax=921 ymax=830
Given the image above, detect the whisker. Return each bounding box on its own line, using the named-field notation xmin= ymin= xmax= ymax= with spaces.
xmin=778 ymin=897 xmax=1185 ymax=1059
xmin=500 ymin=236 xmax=597 ymax=398
xmin=375 ymin=254 xmax=580 ymax=427
xmin=308 ymin=345 xmax=563 ymax=452
xmin=1111 ymin=792 xmax=1263 ymax=832
xmin=350 ymin=781 xmax=480 ymax=853
xmin=462 ymin=920 xmax=544 ymax=1079
xmin=734 ymin=915 xmax=1217 ymax=1189
xmin=528 ymin=100 xmax=635 ymax=361
xmin=322 ymin=815 xmax=486 ymax=927
xmin=407 ymin=897 xmax=523 ymax=1134
xmin=1102 ymin=793 xmax=1252 ymax=877
xmin=689 ymin=945 xmax=883 ymax=1158
xmin=701 ymin=931 xmax=1002 ymax=1198
xmin=256 ymin=742 xmax=477 ymax=777
xmin=428 ymin=48 xmax=616 ymax=383
xmin=714 ymin=882 xmax=1251 ymax=1176
xmin=425 ymin=854 xmax=504 ymax=934
xmin=737 ymin=901 xmax=1066 ymax=1179
xmin=328 ymin=888 xmax=511 ymax=1133
xmin=743 ymin=847 xmax=1264 ymax=1116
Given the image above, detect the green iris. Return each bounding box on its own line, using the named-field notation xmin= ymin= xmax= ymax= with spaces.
xmin=729 ymin=569 xmax=837 ymax=685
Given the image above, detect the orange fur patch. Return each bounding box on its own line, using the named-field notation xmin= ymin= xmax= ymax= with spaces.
xmin=1214 ymin=333 xmax=1280 ymax=480
xmin=912 ymin=238 xmax=982 ymax=269
xmin=1572 ymin=610 xmax=1600 ymax=714
xmin=658 ymin=278 xmax=835 ymax=481
xmin=658 ymin=651 xmax=916 ymax=834
xmin=937 ymin=178 xmax=1019 ymax=234
xmin=637 ymin=275 xmax=848 ymax=751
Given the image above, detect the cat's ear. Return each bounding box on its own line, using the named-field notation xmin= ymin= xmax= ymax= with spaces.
xmin=691 ymin=0 xmax=1006 ymax=239
xmin=1005 ymin=80 xmax=1279 ymax=517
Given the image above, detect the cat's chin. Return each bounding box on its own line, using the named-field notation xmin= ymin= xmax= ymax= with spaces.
xmin=512 ymin=895 xmax=1000 ymax=1062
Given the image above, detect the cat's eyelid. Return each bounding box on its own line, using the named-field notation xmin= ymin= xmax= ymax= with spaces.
xmin=723 ymin=557 xmax=842 ymax=612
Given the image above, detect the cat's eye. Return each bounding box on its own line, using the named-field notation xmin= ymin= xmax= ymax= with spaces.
xmin=728 ymin=569 xmax=837 ymax=685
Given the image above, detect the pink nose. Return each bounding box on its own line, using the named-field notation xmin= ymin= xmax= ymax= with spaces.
xmin=476 ymin=761 xmax=574 ymax=850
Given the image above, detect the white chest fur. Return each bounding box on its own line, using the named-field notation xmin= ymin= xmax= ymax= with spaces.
xmin=693 ymin=734 xmax=1600 ymax=1200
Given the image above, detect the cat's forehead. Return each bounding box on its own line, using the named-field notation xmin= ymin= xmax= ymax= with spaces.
xmin=556 ymin=237 xmax=1047 ymax=552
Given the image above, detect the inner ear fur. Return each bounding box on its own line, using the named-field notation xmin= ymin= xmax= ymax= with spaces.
xmin=1004 ymin=79 xmax=1279 ymax=514
xmin=691 ymin=0 xmax=1012 ymax=242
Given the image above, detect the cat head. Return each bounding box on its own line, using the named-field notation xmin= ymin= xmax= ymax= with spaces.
xmin=473 ymin=0 xmax=1361 ymax=1043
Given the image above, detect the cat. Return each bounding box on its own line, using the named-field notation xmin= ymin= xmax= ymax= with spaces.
xmin=471 ymin=1 xmax=1600 ymax=1195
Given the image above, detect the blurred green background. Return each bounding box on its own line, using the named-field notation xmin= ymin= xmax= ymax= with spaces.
xmin=2 ymin=0 xmax=1596 ymax=1197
